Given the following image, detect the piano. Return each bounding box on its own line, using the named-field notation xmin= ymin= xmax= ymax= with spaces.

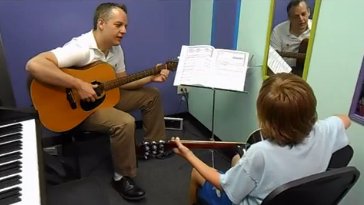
xmin=0 ymin=107 xmax=45 ymax=205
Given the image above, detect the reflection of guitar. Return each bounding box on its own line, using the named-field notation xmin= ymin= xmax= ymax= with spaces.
xmin=277 ymin=38 xmax=309 ymax=76
xmin=138 ymin=139 xmax=245 ymax=160
xmin=30 ymin=60 xmax=178 ymax=132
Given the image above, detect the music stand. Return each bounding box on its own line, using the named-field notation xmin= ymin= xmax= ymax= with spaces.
xmin=180 ymin=85 xmax=248 ymax=167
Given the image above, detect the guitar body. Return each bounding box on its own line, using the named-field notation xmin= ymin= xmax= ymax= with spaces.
xmin=30 ymin=63 xmax=120 ymax=132
xmin=274 ymin=38 xmax=309 ymax=77
xmin=295 ymin=38 xmax=309 ymax=75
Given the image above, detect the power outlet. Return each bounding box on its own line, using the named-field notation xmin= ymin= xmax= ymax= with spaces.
xmin=177 ymin=86 xmax=189 ymax=94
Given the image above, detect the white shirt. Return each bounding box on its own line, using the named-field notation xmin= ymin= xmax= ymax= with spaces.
xmin=220 ymin=116 xmax=349 ymax=205
xmin=270 ymin=20 xmax=312 ymax=67
xmin=51 ymin=30 xmax=125 ymax=73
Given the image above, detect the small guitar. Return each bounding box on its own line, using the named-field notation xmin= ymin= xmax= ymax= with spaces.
xmin=138 ymin=139 xmax=245 ymax=160
xmin=30 ymin=60 xmax=178 ymax=132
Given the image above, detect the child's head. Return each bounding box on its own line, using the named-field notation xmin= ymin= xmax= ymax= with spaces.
xmin=257 ymin=73 xmax=317 ymax=146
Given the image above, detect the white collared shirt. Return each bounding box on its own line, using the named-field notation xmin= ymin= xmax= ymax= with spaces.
xmin=270 ymin=20 xmax=312 ymax=67
xmin=51 ymin=30 xmax=125 ymax=73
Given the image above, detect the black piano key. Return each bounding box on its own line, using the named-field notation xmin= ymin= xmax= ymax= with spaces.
xmin=0 ymin=123 xmax=22 ymax=136
xmin=0 ymin=161 xmax=22 ymax=178
xmin=0 ymin=187 xmax=21 ymax=204
xmin=0 ymin=175 xmax=22 ymax=189
xmin=0 ymin=152 xmax=21 ymax=164
xmin=0 ymin=133 xmax=22 ymax=144
xmin=0 ymin=140 xmax=22 ymax=155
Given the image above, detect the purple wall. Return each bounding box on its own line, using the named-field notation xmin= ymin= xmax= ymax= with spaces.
xmin=0 ymin=0 xmax=190 ymax=117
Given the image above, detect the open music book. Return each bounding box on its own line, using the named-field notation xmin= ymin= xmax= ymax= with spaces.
xmin=267 ymin=45 xmax=292 ymax=74
xmin=173 ymin=45 xmax=249 ymax=92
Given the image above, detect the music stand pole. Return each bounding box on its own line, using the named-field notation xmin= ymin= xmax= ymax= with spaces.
xmin=210 ymin=87 xmax=216 ymax=168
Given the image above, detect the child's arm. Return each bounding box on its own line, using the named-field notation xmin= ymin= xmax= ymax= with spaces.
xmin=335 ymin=114 xmax=351 ymax=129
xmin=172 ymin=137 xmax=223 ymax=190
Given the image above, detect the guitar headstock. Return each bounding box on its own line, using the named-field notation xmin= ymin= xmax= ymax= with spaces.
xmin=165 ymin=58 xmax=179 ymax=71
xmin=138 ymin=140 xmax=168 ymax=160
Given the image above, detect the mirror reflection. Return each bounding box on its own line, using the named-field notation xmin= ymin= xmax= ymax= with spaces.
xmin=349 ymin=57 xmax=364 ymax=125
xmin=265 ymin=0 xmax=319 ymax=78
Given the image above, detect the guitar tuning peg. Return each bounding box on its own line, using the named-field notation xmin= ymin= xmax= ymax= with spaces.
xmin=150 ymin=141 xmax=158 ymax=156
xmin=144 ymin=152 xmax=150 ymax=160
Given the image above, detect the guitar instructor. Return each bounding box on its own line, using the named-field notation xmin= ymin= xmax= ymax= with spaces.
xmin=26 ymin=2 xmax=171 ymax=201
xmin=270 ymin=0 xmax=311 ymax=76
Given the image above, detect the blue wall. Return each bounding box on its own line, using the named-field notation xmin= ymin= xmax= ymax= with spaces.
xmin=211 ymin=0 xmax=241 ymax=49
xmin=273 ymin=0 xmax=315 ymax=27
xmin=0 ymin=0 xmax=190 ymax=117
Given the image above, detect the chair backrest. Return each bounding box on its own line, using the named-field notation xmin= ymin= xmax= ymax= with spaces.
xmin=261 ymin=166 xmax=360 ymax=205
xmin=327 ymin=145 xmax=354 ymax=169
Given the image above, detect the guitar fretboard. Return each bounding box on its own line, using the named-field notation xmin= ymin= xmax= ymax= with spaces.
xmin=103 ymin=66 xmax=164 ymax=91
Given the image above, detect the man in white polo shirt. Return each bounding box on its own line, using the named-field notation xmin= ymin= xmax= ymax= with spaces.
xmin=270 ymin=0 xmax=311 ymax=76
xmin=26 ymin=2 xmax=171 ymax=201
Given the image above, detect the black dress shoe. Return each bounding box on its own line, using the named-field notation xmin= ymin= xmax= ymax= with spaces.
xmin=112 ymin=177 xmax=146 ymax=201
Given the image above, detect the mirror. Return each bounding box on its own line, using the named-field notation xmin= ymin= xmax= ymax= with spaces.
xmin=349 ymin=57 xmax=364 ymax=125
xmin=262 ymin=0 xmax=322 ymax=80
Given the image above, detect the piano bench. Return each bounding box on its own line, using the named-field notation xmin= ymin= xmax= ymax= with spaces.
xmin=41 ymin=128 xmax=110 ymax=180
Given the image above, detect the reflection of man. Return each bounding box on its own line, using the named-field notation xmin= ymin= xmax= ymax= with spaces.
xmin=270 ymin=0 xmax=311 ymax=75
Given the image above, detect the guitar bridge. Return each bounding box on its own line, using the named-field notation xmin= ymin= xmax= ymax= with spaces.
xmin=66 ymin=88 xmax=77 ymax=109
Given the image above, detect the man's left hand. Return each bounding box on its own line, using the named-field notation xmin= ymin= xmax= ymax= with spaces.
xmin=152 ymin=64 xmax=170 ymax=82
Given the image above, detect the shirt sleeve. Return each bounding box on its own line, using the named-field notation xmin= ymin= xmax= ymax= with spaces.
xmin=51 ymin=42 xmax=92 ymax=68
xmin=321 ymin=116 xmax=349 ymax=152
xmin=270 ymin=26 xmax=282 ymax=51
xmin=220 ymin=149 xmax=264 ymax=204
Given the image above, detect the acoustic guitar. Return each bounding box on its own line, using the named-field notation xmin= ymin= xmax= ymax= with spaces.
xmin=277 ymin=38 xmax=309 ymax=76
xmin=30 ymin=60 xmax=178 ymax=132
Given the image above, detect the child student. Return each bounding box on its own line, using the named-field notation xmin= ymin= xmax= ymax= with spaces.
xmin=172 ymin=73 xmax=351 ymax=205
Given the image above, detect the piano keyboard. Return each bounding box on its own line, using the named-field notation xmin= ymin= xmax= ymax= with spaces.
xmin=0 ymin=119 xmax=41 ymax=205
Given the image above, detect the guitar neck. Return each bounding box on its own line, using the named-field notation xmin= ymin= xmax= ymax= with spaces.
xmin=165 ymin=140 xmax=244 ymax=150
xmin=138 ymin=139 xmax=245 ymax=160
xmin=103 ymin=66 xmax=163 ymax=91
xmin=277 ymin=51 xmax=306 ymax=60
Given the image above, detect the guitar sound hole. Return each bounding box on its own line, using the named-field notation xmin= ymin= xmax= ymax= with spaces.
xmin=80 ymin=95 xmax=106 ymax=111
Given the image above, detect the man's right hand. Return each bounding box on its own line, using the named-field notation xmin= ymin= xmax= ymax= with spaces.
xmin=76 ymin=80 xmax=98 ymax=102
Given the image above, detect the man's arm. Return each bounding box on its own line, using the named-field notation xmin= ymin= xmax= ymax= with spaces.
xmin=26 ymin=52 xmax=97 ymax=101
xmin=26 ymin=52 xmax=84 ymax=88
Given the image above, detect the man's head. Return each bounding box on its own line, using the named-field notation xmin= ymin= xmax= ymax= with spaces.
xmin=256 ymin=73 xmax=317 ymax=146
xmin=287 ymin=0 xmax=310 ymax=35
xmin=93 ymin=3 xmax=128 ymax=47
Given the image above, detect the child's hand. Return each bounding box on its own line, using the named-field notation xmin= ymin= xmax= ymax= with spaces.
xmin=171 ymin=137 xmax=192 ymax=158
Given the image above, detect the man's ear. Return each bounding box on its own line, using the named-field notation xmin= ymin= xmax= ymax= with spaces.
xmin=97 ymin=18 xmax=105 ymax=31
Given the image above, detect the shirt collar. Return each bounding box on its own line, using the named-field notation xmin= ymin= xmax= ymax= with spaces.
xmin=87 ymin=30 xmax=99 ymax=50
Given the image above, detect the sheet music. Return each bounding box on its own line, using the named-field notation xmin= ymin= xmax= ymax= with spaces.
xmin=174 ymin=45 xmax=213 ymax=87
xmin=174 ymin=45 xmax=249 ymax=92
xmin=267 ymin=46 xmax=292 ymax=74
